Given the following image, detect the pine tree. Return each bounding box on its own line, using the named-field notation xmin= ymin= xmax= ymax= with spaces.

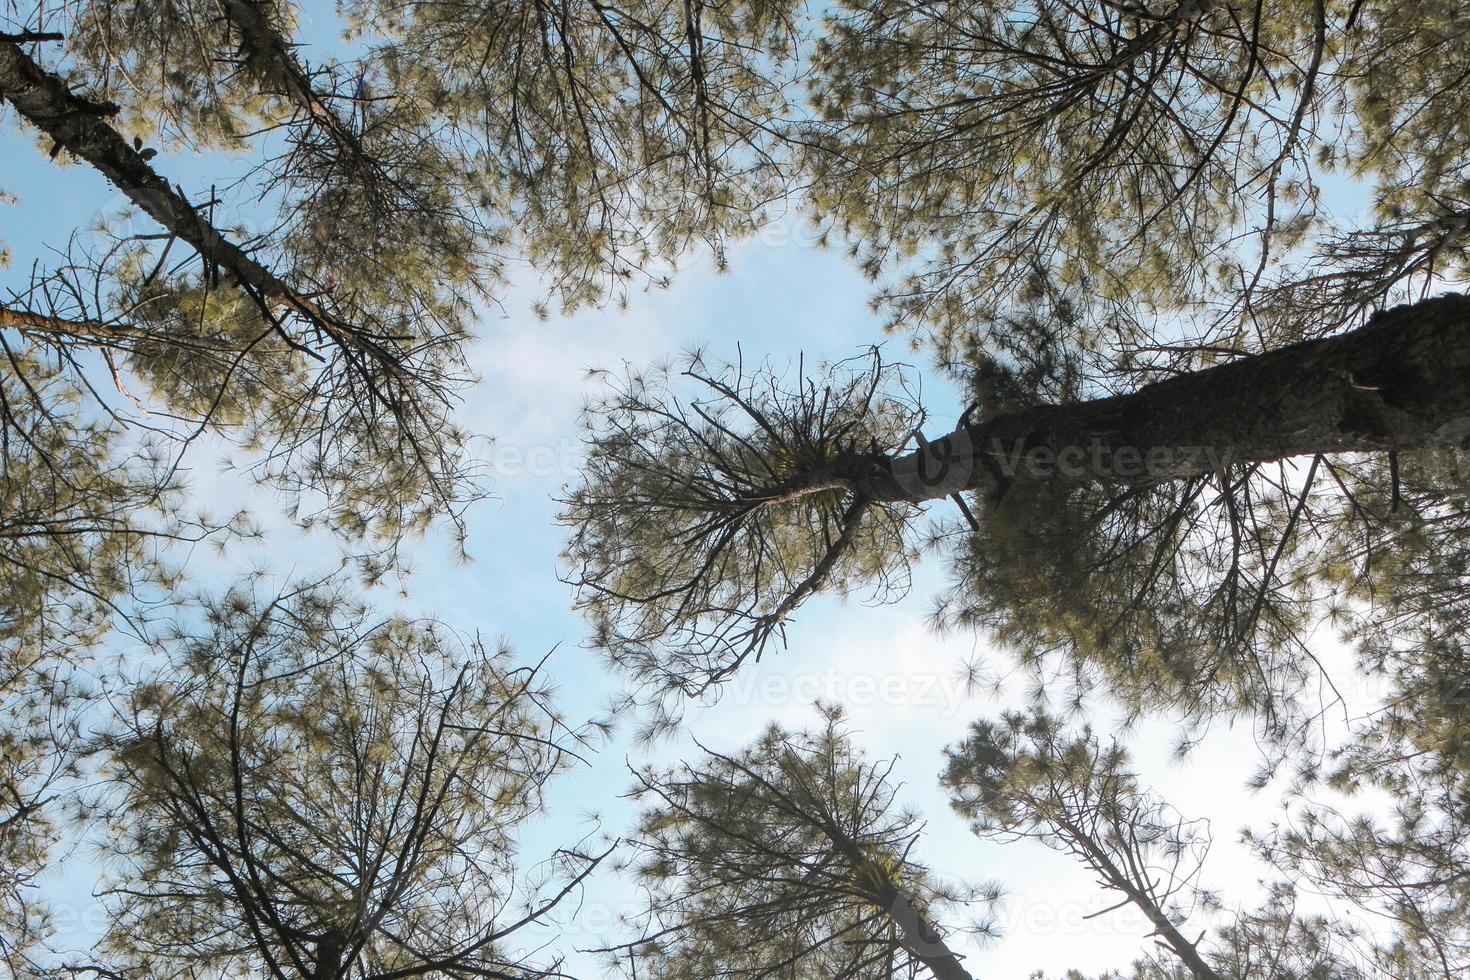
xmin=560 ymin=0 xmax=1470 ymax=743
xmin=89 ymin=580 xmax=609 ymax=979
xmin=607 ymin=705 xmax=993 ymax=980
xmin=941 ymin=709 xmax=1446 ymax=976
xmin=799 ymin=1 xmax=1470 ymax=355
xmin=1 ymin=2 xmax=796 ymax=938
xmin=563 ymin=294 xmax=1470 ymax=733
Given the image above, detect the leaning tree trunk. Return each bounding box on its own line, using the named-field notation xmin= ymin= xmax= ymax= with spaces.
xmin=822 ymin=821 xmax=977 ymax=980
xmin=0 ymin=38 xmax=393 ymax=370
xmin=1059 ymin=818 xmax=1223 ymax=980
xmin=879 ymin=885 xmax=977 ymax=980
xmin=829 ymin=293 xmax=1470 ymax=503
xmin=0 ymin=40 xmax=300 ymax=308
xmin=219 ymin=0 xmax=373 ymax=167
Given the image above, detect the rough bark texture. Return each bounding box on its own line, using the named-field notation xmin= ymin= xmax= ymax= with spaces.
xmin=0 ymin=41 xmax=295 ymax=304
xmin=880 ymin=886 xmax=977 ymax=980
xmin=0 ymin=39 xmax=385 ymax=366
xmin=0 ymin=305 xmax=139 ymax=341
xmin=830 ymin=293 xmax=1470 ymax=503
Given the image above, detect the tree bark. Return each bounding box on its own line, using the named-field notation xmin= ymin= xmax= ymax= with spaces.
xmin=0 ymin=41 xmax=289 ymax=302
xmin=0 ymin=39 xmax=388 ymax=367
xmin=219 ymin=0 xmax=371 ymax=167
xmin=311 ymin=929 xmax=345 ymax=980
xmin=821 ymin=821 xmax=977 ymax=979
xmin=0 ymin=305 xmax=143 ymax=341
xmin=1059 ymin=818 xmax=1222 ymax=980
xmin=879 ymin=885 xmax=977 ymax=980
xmin=829 ymin=294 xmax=1470 ymax=503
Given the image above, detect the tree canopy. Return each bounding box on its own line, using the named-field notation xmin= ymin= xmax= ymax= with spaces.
xmin=610 ymin=705 xmax=993 ymax=980
xmin=4 ymin=0 xmax=1470 ymax=976
xmin=92 ymin=581 xmax=607 ymax=980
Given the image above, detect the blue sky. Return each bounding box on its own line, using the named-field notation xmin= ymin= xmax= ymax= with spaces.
xmin=0 ymin=10 xmax=1383 ymax=975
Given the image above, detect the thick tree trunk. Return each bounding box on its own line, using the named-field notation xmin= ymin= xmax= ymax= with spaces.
xmin=880 ymin=886 xmax=976 ymax=980
xmin=0 ymin=41 xmax=296 ymax=305
xmin=833 ymin=294 xmax=1470 ymax=503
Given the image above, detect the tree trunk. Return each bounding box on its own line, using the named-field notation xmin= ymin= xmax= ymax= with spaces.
xmin=311 ymin=930 xmax=345 ymax=980
xmin=0 ymin=39 xmax=387 ymax=367
xmin=219 ymin=0 xmax=371 ymax=166
xmin=822 ymin=821 xmax=977 ymax=979
xmin=830 ymin=294 xmax=1470 ymax=503
xmin=0 ymin=41 xmax=291 ymax=303
xmin=1059 ymin=819 xmax=1223 ymax=980
xmin=879 ymin=885 xmax=977 ymax=980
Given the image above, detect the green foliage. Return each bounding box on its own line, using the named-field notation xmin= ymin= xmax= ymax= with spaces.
xmin=92 ymin=580 xmax=598 ymax=979
xmin=1221 ymin=450 xmax=1470 ymax=976
xmin=1 ymin=354 xmax=172 ymax=675
xmin=562 ymin=351 xmax=921 ymax=728
xmin=1342 ymin=1 xmax=1470 ymax=222
xmin=945 ymin=711 xmax=1374 ymax=979
xmin=943 ymin=710 xmax=1220 ymax=937
xmin=0 ymin=350 xmax=220 ymax=972
xmin=0 ymin=680 xmax=77 ymax=973
xmin=932 ymin=464 xmax=1323 ymax=737
xmin=116 ymin=275 xmax=300 ymax=425
xmin=350 ymin=0 xmax=803 ymax=313
xmin=796 ymin=1 xmax=1470 ymax=358
xmin=2 ymin=0 xmax=812 ymax=610
xmin=1315 ymin=451 xmax=1470 ymax=776
xmin=6 ymin=1 xmax=1470 ymax=975
xmin=801 ymin=0 xmax=1323 ymax=349
xmin=613 ymin=705 xmax=995 ymax=978
xmin=67 ymin=0 xmax=281 ymax=146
